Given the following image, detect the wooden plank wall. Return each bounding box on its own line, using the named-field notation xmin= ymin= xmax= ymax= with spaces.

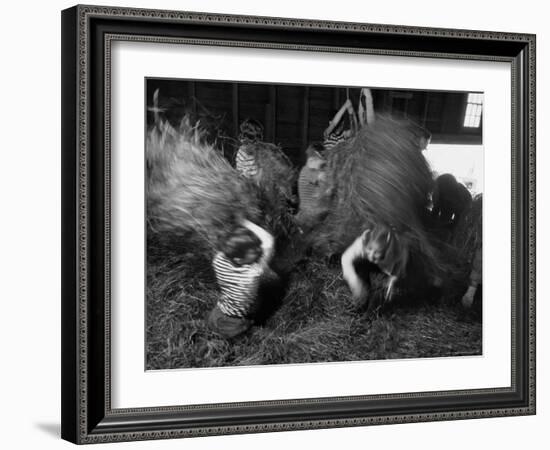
xmin=146 ymin=79 xmax=483 ymax=165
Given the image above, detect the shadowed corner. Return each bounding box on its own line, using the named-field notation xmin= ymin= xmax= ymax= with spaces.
xmin=253 ymin=269 xmax=289 ymax=326
xmin=251 ymin=231 xmax=308 ymax=325
xmin=35 ymin=422 xmax=60 ymax=438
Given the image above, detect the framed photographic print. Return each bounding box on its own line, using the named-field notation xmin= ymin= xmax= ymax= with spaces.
xmin=61 ymin=4 xmax=536 ymax=444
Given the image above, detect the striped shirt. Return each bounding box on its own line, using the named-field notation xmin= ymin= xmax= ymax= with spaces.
xmin=235 ymin=146 xmax=259 ymax=179
xmin=323 ymin=131 xmax=347 ymax=150
xmin=212 ymin=253 xmax=263 ymax=318
xmin=298 ymin=165 xmax=325 ymax=213
xmin=212 ymin=222 xmax=274 ymax=318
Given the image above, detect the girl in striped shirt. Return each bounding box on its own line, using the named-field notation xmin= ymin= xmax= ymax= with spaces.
xmin=208 ymin=218 xmax=276 ymax=338
xmin=323 ymin=99 xmax=358 ymax=150
xmin=235 ymin=118 xmax=264 ymax=180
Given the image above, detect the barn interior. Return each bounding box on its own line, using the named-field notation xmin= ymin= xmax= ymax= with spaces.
xmin=145 ymin=78 xmax=483 ymax=370
xmin=146 ymin=78 xmax=483 ymax=191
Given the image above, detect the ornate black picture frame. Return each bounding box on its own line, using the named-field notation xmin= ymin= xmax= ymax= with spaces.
xmin=61 ymin=4 xmax=536 ymax=444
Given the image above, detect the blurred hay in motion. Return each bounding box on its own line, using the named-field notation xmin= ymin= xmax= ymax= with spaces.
xmin=251 ymin=142 xmax=297 ymax=202
xmin=250 ymin=142 xmax=299 ymax=240
xmin=309 ymin=116 xmax=449 ymax=285
xmin=146 ymin=91 xmax=300 ymax=267
xmin=146 ymin=114 xmax=261 ymax=250
xmin=148 ymin=91 xmax=239 ymax=160
xmin=318 ymin=116 xmax=434 ymax=250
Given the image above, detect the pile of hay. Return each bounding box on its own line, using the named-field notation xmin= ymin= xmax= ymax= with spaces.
xmin=146 ymin=116 xmax=261 ymax=250
xmin=148 ymin=90 xmax=238 ymax=160
xmin=243 ymin=142 xmax=299 ymax=240
xmin=301 ymin=116 xmax=455 ymax=304
xmin=146 ymin=251 xmax=482 ymax=369
xmin=446 ymin=194 xmax=483 ymax=289
xmin=322 ymin=116 xmax=433 ymax=245
xmin=313 ymin=116 xmax=436 ymax=253
xmin=242 ymin=142 xmax=297 ymax=201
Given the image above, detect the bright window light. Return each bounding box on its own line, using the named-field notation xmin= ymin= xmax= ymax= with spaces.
xmin=424 ymin=143 xmax=484 ymax=195
xmin=463 ymin=93 xmax=483 ymax=128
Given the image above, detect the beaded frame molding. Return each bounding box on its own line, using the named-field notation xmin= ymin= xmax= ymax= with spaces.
xmin=61 ymin=4 xmax=536 ymax=444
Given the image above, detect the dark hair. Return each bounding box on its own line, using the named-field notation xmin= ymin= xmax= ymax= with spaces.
xmin=433 ymin=173 xmax=472 ymax=225
xmin=219 ymin=226 xmax=262 ymax=262
xmin=239 ymin=118 xmax=264 ymax=144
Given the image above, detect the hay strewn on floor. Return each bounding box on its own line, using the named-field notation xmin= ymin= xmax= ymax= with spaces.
xmin=146 ymin=235 xmax=481 ymax=370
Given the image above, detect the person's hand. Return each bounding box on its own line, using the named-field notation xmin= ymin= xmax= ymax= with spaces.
xmin=461 ymin=286 xmax=476 ymax=308
xmin=361 ymin=87 xmax=373 ymax=99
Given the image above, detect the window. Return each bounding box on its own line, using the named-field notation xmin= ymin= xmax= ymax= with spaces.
xmin=424 ymin=143 xmax=483 ymax=195
xmin=463 ymin=93 xmax=483 ymax=128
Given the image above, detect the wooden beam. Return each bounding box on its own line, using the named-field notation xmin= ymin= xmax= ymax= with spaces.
xmin=232 ymin=83 xmax=239 ymax=136
xmin=264 ymin=104 xmax=271 ymax=142
xmin=187 ymin=81 xmax=197 ymax=116
xmin=268 ymin=86 xmax=277 ymax=142
xmin=383 ymin=91 xmax=392 ymax=114
xmin=332 ymin=87 xmax=341 ymax=111
xmin=302 ymin=86 xmax=310 ymax=149
xmin=422 ymin=92 xmax=430 ymax=127
xmin=430 ymin=133 xmax=482 ymax=145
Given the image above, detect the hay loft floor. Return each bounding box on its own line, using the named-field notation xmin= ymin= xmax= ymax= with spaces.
xmin=146 ymin=235 xmax=482 ymax=370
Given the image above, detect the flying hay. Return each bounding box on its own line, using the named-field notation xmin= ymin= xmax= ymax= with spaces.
xmin=312 ymin=116 xmax=446 ymax=281
xmin=243 ymin=141 xmax=297 ymax=202
xmin=146 ymin=116 xmax=261 ymax=250
xmin=240 ymin=141 xmax=299 ymax=240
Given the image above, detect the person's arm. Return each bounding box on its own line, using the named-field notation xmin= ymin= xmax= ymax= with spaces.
xmin=362 ymin=88 xmax=375 ymax=126
xmin=358 ymin=88 xmax=375 ymax=127
xmin=241 ymin=219 xmax=275 ymax=265
xmin=324 ymin=99 xmax=353 ymax=139
xmin=341 ymin=231 xmax=369 ymax=299
xmin=347 ymin=101 xmax=359 ymax=137
xmin=462 ymin=247 xmax=482 ymax=308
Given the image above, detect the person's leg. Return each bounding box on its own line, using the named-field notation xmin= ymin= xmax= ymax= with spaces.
xmin=207 ymin=304 xmax=253 ymax=339
xmin=461 ymin=247 xmax=482 ymax=308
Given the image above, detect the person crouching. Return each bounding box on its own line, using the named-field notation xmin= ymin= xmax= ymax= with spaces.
xmin=296 ymin=143 xmax=330 ymax=228
xmin=208 ymin=218 xmax=276 ymax=338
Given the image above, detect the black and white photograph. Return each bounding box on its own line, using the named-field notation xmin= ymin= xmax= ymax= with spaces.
xmin=1 ymin=0 xmax=543 ymax=446
xmin=145 ymin=79 xmax=484 ymax=370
